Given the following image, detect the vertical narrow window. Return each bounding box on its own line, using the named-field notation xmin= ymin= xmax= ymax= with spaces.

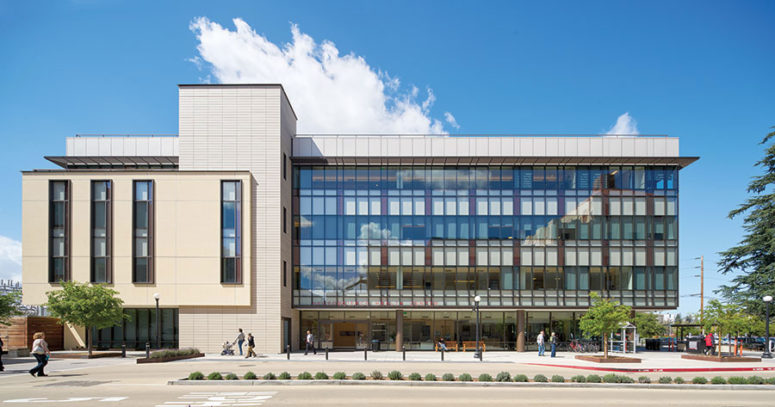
xmin=91 ymin=180 xmax=112 ymax=283
xmin=222 ymin=181 xmax=242 ymax=284
xmin=133 ymin=181 xmax=154 ymax=283
xmin=49 ymin=180 xmax=70 ymax=282
xmin=283 ymin=260 xmax=287 ymax=287
xmin=283 ymin=153 xmax=287 ymax=180
xmin=283 ymin=207 xmax=287 ymax=234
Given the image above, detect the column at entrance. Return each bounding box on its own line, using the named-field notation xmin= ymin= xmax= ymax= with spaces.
xmin=395 ymin=310 xmax=403 ymax=351
xmin=516 ymin=310 xmax=526 ymax=352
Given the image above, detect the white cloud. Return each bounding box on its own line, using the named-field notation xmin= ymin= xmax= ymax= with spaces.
xmin=189 ymin=18 xmax=449 ymax=134
xmin=444 ymin=112 xmax=460 ymax=129
xmin=606 ymin=112 xmax=639 ymax=135
xmin=0 ymin=235 xmax=22 ymax=282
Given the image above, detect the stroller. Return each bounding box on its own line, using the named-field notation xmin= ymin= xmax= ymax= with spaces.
xmin=221 ymin=341 xmax=235 ymax=356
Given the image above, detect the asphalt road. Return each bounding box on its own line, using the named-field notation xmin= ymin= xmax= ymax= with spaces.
xmin=0 ymin=383 xmax=773 ymax=406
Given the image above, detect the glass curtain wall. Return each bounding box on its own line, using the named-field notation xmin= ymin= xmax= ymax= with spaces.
xmin=92 ymin=308 xmax=179 ymax=349
xmin=293 ymin=166 xmax=679 ymax=309
xmin=300 ymin=310 xmax=579 ymax=350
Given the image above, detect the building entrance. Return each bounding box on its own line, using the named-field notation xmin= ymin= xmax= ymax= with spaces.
xmin=327 ymin=321 xmax=369 ymax=349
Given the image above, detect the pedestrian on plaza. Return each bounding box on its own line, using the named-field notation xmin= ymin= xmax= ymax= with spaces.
xmin=704 ymin=332 xmax=714 ymax=356
xmin=235 ymin=328 xmax=245 ymax=356
xmin=0 ymin=335 xmax=5 ymax=371
xmin=28 ymin=332 xmax=50 ymax=377
xmin=550 ymin=332 xmax=557 ymax=358
xmin=304 ymin=330 xmax=316 ymax=355
xmin=245 ymin=333 xmax=256 ymax=358
xmin=537 ymin=330 xmax=545 ymax=356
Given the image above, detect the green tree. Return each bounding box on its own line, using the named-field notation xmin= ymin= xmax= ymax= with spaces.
xmin=702 ymin=300 xmax=751 ymax=359
xmin=632 ymin=312 xmax=666 ymax=339
xmin=579 ymin=293 xmax=631 ymax=358
xmin=0 ymin=290 xmax=24 ymax=326
xmin=718 ymin=127 xmax=775 ymax=316
xmin=46 ymin=282 xmax=127 ymax=355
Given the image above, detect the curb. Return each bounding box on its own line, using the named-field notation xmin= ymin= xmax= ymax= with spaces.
xmin=526 ymin=363 xmax=775 ymax=373
xmin=167 ymin=379 xmax=775 ymax=390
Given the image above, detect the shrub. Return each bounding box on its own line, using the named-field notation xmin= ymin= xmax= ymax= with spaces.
xmin=188 ymin=371 xmax=204 ymax=380
xmin=533 ymin=374 xmax=548 ymax=383
xmin=352 ymin=372 xmax=366 ymax=380
xmin=747 ymin=376 xmax=765 ymax=385
xmin=408 ymin=373 xmax=422 ymax=381
xmin=658 ymin=376 xmax=672 ymax=384
xmin=638 ymin=376 xmax=650 ymax=384
xmin=459 ymin=373 xmax=473 ymax=382
xmin=388 ymin=370 xmax=403 ymax=380
xmin=766 ymin=377 xmax=775 ymax=385
xmin=551 ymin=375 xmax=564 ymax=383
xmin=333 ymin=372 xmax=347 ymax=380
xmin=278 ymin=372 xmax=291 ymax=380
xmin=297 ymin=372 xmax=313 ymax=380
xmin=314 ymin=372 xmax=329 ymax=380
xmin=478 ymin=373 xmax=493 ymax=382
xmin=513 ymin=374 xmax=528 ymax=383
xmin=225 ymin=373 xmax=238 ymax=380
xmin=371 ymin=370 xmax=383 ymax=380
xmin=603 ymin=374 xmax=620 ymax=383
xmin=619 ymin=376 xmax=634 ymax=383
xmin=244 ymin=371 xmax=257 ymax=380
xmin=150 ymin=347 xmax=201 ymax=359
xmin=586 ymin=374 xmax=602 ymax=383
xmin=692 ymin=377 xmax=707 ymax=384
xmin=424 ymin=373 xmax=437 ymax=382
xmin=495 ymin=371 xmax=511 ymax=382
xmin=442 ymin=373 xmax=455 ymax=381
xmin=571 ymin=375 xmax=586 ymax=383
xmin=710 ymin=376 xmax=726 ymax=385
xmin=727 ymin=376 xmax=746 ymax=385
xmin=207 ymin=372 xmax=223 ymax=380
xmin=261 ymin=372 xmax=275 ymax=380
xmin=674 ymin=377 xmax=685 ymax=384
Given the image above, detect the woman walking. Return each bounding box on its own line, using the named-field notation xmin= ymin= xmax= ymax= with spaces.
xmin=29 ymin=332 xmax=50 ymax=377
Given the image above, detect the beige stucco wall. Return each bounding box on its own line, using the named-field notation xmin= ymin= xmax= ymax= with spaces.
xmin=177 ymin=85 xmax=295 ymax=354
xmin=22 ymin=171 xmax=253 ymax=309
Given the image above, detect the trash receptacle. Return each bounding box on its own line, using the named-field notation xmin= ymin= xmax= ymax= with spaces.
xmin=371 ymin=339 xmax=380 ymax=352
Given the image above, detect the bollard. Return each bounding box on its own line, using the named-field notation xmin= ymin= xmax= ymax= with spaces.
xmin=479 ymin=350 xmax=483 ymax=362
xmin=286 ymin=345 xmax=291 ymax=360
xmin=441 ymin=349 xmax=444 ymax=361
xmin=145 ymin=342 xmax=150 ymax=359
xmin=364 ymin=348 xmax=368 ymax=361
xmin=402 ymin=346 xmax=406 ymax=361
xmin=121 ymin=344 xmax=126 ymax=358
xmin=325 ymin=347 xmax=329 ymax=360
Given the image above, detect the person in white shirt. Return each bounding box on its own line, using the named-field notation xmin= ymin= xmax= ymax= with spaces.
xmin=304 ymin=330 xmax=316 ymax=355
xmin=29 ymin=332 xmax=50 ymax=377
xmin=537 ymin=330 xmax=546 ymax=356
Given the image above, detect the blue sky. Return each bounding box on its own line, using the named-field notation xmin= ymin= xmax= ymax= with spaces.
xmin=1 ymin=1 xmax=774 ymax=315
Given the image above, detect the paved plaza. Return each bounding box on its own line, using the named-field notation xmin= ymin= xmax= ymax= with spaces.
xmin=2 ymin=349 xmax=775 ymax=406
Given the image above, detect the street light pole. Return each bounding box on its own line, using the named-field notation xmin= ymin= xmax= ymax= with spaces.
xmin=763 ymin=295 xmax=773 ymax=359
xmin=153 ymin=292 xmax=161 ymax=349
xmin=473 ymin=295 xmax=481 ymax=361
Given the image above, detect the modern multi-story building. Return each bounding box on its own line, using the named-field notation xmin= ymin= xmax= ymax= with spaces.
xmin=22 ymin=84 xmax=697 ymax=353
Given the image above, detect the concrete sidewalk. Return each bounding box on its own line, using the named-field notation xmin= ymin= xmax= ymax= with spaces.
xmin=2 ymin=350 xmax=774 ymax=387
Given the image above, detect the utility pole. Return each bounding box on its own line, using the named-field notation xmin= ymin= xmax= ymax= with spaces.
xmin=700 ymin=256 xmax=704 ymax=324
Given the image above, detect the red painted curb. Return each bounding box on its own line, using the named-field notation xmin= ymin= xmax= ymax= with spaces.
xmin=525 ymin=363 xmax=775 ymax=373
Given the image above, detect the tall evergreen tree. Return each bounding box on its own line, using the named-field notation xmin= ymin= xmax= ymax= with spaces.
xmin=718 ymin=127 xmax=775 ymax=317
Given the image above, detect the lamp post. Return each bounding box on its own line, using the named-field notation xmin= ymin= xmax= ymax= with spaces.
xmin=153 ymin=292 xmax=161 ymax=349
xmin=763 ymin=295 xmax=773 ymax=359
xmin=473 ymin=295 xmax=481 ymax=361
